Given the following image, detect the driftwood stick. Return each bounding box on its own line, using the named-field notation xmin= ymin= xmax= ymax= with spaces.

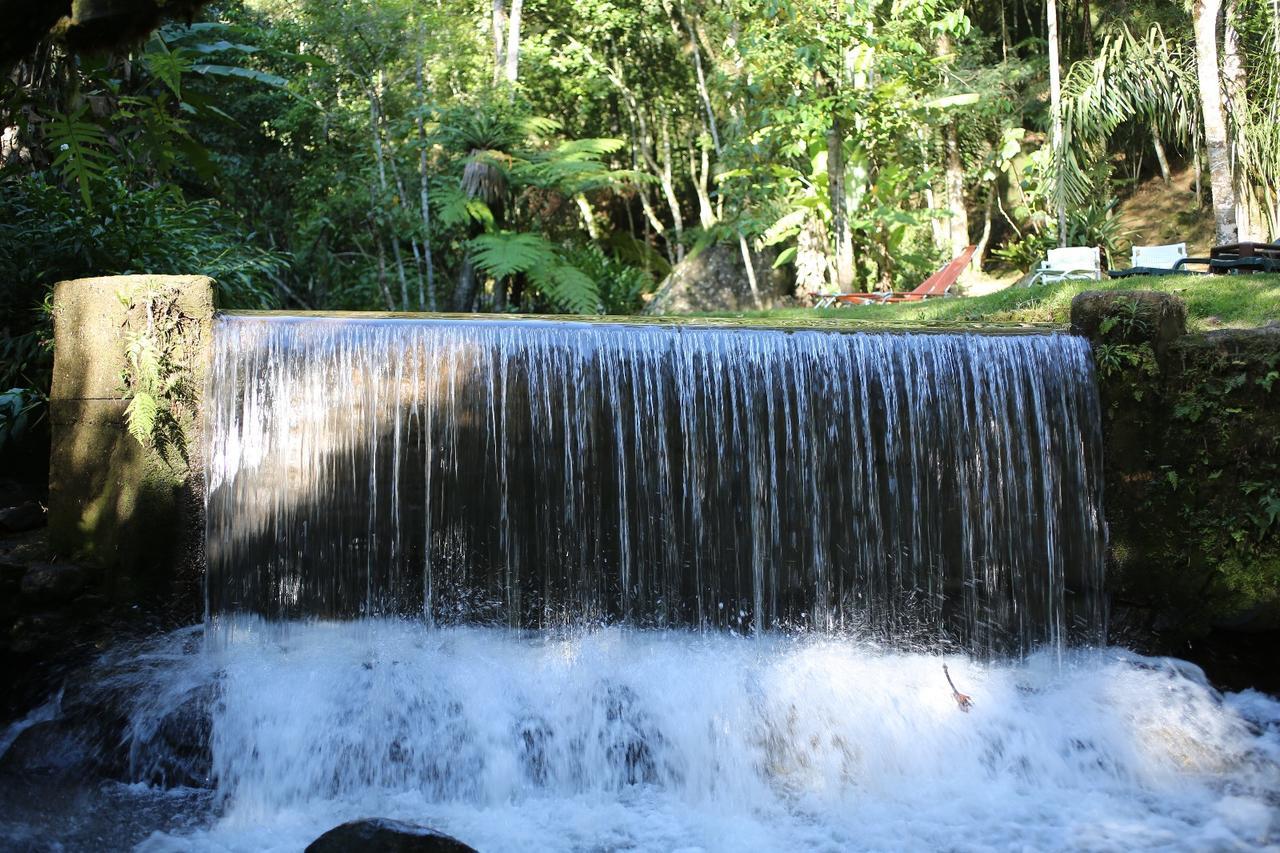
xmin=943 ymin=664 xmax=973 ymax=712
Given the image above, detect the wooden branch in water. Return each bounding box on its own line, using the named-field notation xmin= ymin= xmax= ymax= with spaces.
xmin=943 ymin=664 xmax=973 ymax=712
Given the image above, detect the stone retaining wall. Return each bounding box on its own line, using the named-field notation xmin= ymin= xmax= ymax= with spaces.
xmin=48 ymin=275 xmax=215 ymax=619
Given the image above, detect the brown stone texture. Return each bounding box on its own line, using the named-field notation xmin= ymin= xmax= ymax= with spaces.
xmin=48 ymin=275 xmax=215 ymax=617
xmin=1069 ymin=289 xmax=1188 ymax=357
xmin=644 ymin=243 xmax=795 ymax=314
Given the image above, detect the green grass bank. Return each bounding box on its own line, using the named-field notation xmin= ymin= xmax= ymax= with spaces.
xmin=698 ymin=274 xmax=1280 ymax=331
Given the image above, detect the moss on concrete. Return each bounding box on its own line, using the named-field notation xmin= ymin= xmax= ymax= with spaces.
xmin=48 ymin=275 xmax=214 ymax=617
xmin=1078 ymin=292 xmax=1280 ymax=645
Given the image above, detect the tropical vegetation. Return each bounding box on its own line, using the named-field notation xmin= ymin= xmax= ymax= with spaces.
xmin=1 ymin=0 xmax=1277 ymax=451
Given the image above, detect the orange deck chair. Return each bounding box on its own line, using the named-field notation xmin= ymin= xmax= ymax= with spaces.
xmin=814 ymin=245 xmax=977 ymax=307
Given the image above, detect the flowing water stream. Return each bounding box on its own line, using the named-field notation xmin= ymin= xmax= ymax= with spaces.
xmin=2 ymin=316 xmax=1277 ymax=851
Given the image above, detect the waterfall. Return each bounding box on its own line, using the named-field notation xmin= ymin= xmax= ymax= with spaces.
xmin=205 ymin=316 xmax=1105 ymax=653
xmin=9 ymin=315 xmax=1280 ymax=853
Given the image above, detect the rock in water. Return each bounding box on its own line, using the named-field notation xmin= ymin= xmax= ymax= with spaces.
xmin=19 ymin=563 xmax=87 ymax=605
xmin=305 ymin=819 xmax=478 ymax=853
xmin=0 ymin=501 xmax=45 ymax=533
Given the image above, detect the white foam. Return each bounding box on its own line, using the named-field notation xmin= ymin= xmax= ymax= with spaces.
xmin=125 ymin=622 xmax=1279 ymax=852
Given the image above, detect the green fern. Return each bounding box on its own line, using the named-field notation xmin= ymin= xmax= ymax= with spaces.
xmin=469 ymin=231 xmax=557 ymax=278
xmin=124 ymin=391 xmax=159 ymax=445
xmin=528 ymin=261 xmax=601 ymax=314
xmin=118 ymin=284 xmax=198 ymax=459
xmin=47 ymin=107 xmax=111 ymax=209
xmin=468 ymin=232 xmax=601 ymax=314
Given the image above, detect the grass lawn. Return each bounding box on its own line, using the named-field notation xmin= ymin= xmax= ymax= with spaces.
xmin=695 ymin=274 xmax=1280 ymax=331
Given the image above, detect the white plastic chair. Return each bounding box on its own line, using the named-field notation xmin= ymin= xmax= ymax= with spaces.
xmin=1026 ymin=246 xmax=1102 ymax=286
xmin=1130 ymin=242 xmax=1187 ymax=270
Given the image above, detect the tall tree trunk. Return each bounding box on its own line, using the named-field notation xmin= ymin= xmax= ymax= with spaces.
xmin=738 ymin=234 xmax=763 ymax=309
xmin=656 ymin=116 xmax=686 ymax=261
xmin=491 ymin=0 xmax=506 ymax=84
xmin=455 ymin=257 xmax=478 ymax=312
xmin=943 ymin=121 xmax=970 ymax=261
xmin=504 ymin=0 xmax=523 ymax=86
xmin=689 ymin=135 xmax=715 ymax=230
xmin=1082 ymin=0 xmax=1095 ymax=56
xmin=369 ymin=78 xmax=409 ymax=309
xmin=1194 ymin=0 xmax=1238 ymax=244
xmin=415 ymin=50 xmax=437 ymax=310
xmin=1047 ymin=0 xmax=1067 ymax=246
xmin=827 ymin=115 xmax=855 ymax=291
xmin=375 ymin=237 xmax=395 ymax=310
xmin=1222 ymin=0 xmax=1255 ymax=239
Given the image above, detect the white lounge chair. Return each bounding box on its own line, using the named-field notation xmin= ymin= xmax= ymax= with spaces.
xmin=1108 ymin=242 xmax=1190 ymax=278
xmin=1025 ymin=246 xmax=1102 ymax=286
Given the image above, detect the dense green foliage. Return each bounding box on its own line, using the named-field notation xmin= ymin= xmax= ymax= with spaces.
xmin=2 ymin=0 xmax=1277 ymax=474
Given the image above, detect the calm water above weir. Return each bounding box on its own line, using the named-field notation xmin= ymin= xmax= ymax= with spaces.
xmin=206 ymin=316 xmax=1105 ymax=654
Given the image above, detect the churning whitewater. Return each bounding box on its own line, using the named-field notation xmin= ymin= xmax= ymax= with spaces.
xmin=5 ymin=622 xmax=1273 ymax=852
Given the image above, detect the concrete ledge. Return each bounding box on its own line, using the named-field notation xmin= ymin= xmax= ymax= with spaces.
xmin=51 ymin=275 xmax=216 ymax=402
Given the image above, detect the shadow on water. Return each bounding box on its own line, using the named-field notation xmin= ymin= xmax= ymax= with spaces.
xmin=204 ymin=316 xmax=1107 ymax=655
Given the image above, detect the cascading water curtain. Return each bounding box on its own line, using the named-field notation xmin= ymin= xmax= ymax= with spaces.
xmin=205 ymin=316 xmax=1106 ymax=655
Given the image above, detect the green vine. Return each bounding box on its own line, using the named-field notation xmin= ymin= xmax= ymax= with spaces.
xmin=118 ymin=282 xmax=198 ymax=461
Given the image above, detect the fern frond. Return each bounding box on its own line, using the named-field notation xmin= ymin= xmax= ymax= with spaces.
xmin=469 ymin=232 xmax=557 ymax=278
xmin=47 ymin=107 xmax=111 ymax=209
xmin=125 ymin=392 xmax=159 ymax=445
xmin=527 ymin=261 xmax=600 ymax=314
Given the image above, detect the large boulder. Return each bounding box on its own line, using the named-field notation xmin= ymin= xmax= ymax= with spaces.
xmin=644 ymin=242 xmax=794 ymax=314
xmin=1069 ymin=290 xmax=1187 ymax=355
xmin=305 ymin=819 xmax=478 ymax=853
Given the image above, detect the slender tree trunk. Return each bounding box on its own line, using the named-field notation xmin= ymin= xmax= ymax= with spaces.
xmin=375 ymin=237 xmax=395 ymax=310
xmin=455 ymin=257 xmax=478 ymax=311
xmin=504 ymin=0 xmax=523 ymax=86
xmin=689 ymin=136 xmax=716 ymax=230
xmin=656 ymin=116 xmax=686 ymax=261
xmin=369 ymin=79 xmax=409 ymax=309
xmin=491 ymin=0 xmax=506 ymax=84
xmin=827 ymin=115 xmax=855 ymax=291
xmin=738 ymin=234 xmax=763 ymax=309
xmin=415 ymin=50 xmax=437 ymax=310
xmin=1082 ymin=0 xmax=1095 ymax=56
xmin=943 ymin=122 xmax=970 ymax=260
xmin=1152 ymin=134 xmax=1172 ymax=184
xmin=1194 ymin=0 xmax=1238 ymax=245
xmin=1047 ymin=0 xmax=1067 ymax=246
xmin=1222 ymin=0 xmax=1255 ymax=239
xmin=974 ymin=181 xmax=997 ymax=272
xmin=575 ymin=194 xmax=600 ymax=239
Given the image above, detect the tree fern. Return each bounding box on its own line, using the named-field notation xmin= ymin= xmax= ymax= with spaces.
xmin=469 ymin=231 xmax=557 ymax=278
xmin=47 ymin=107 xmax=111 ymax=209
xmin=528 ymin=261 xmax=600 ymax=314
xmin=468 ymin=232 xmax=600 ymax=314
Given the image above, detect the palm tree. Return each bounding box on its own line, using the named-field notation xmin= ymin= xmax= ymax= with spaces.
xmin=1194 ymin=0 xmax=1238 ymax=244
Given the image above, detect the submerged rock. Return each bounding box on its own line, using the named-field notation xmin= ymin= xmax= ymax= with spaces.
xmin=305 ymin=818 xmax=477 ymax=853
xmin=0 ymin=500 xmax=45 ymax=533
xmin=19 ymin=562 xmax=87 ymax=605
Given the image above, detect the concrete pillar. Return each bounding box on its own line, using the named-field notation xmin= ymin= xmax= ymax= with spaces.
xmin=48 ymin=275 xmax=216 ymax=617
